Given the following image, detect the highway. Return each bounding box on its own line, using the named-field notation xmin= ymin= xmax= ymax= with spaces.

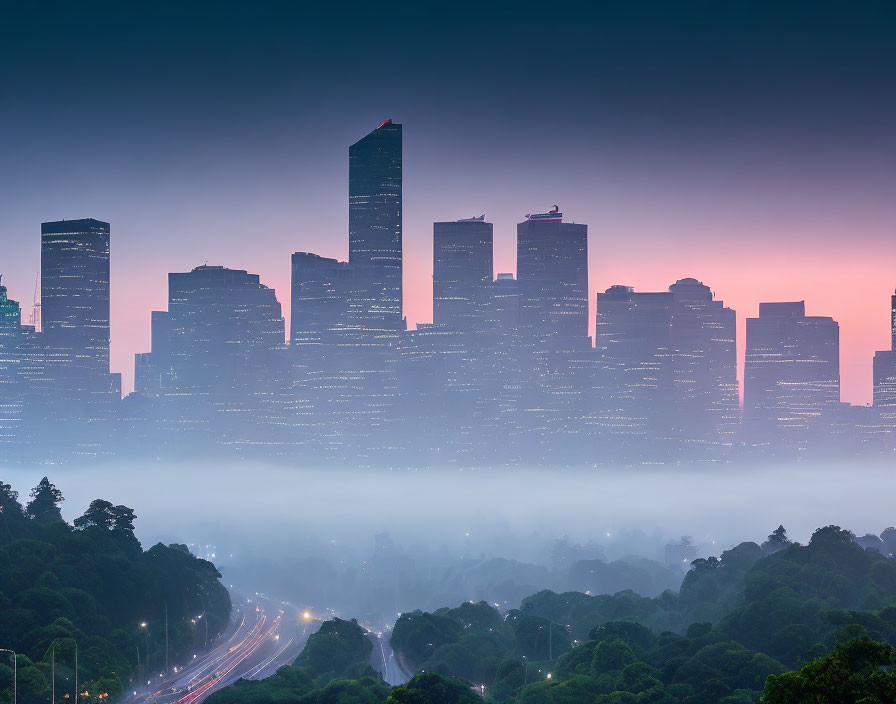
xmin=364 ymin=623 xmax=408 ymax=686
xmin=123 ymin=592 xmax=313 ymax=704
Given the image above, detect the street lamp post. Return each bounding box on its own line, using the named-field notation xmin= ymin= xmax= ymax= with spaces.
xmin=164 ymin=603 xmax=168 ymax=674
xmin=48 ymin=639 xmax=77 ymax=704
xmin=140 ymin=622 xmax=149 ymax=675
xmin=0 ymin=648 xmax=16 ymax=704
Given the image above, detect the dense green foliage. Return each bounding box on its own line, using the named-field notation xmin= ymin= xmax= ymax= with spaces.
xmin=386 ymin=672 xmax=482 ymax=703
xmin=206 ymin=617 xmax=388 ymax=704
xmin=0 ymin=478 xmax=231 ymax=704
xmin=762 ymin=637 xmax=896 ymax=703
xmin=213 ymin=523 xmax=896 ymax=704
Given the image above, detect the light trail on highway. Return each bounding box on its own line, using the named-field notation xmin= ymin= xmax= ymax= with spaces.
xmin=123 ymin=592 xmax=310 ymax=704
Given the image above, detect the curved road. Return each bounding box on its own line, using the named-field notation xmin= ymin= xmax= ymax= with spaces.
xmin=124 ymin=592 xmax=313 ymax=704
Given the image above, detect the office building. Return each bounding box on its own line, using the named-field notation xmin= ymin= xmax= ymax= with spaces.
xmin=349 ymin=119 xmax=403 ymax=329
xmin=41 ymin=218 xmax=111 ymax=374
xmin=668 ymin=278 xmax=739 ymax=456
xmin=433 ymin=216 xmax=493 ymax=334
xmin=744 ymin=301 xmax=839 ymax=453
xmin=595 ymin=285 xmax=675 ymax=460
xmin=0 ymin=276 xmax=23 ymax=452
xmin=290 ymin=252 xmax=354 ymax=346
xmin=516 ymin=209 xmax=588 ymax=344
xmin=135 ymin=265 xmax=285 ymax=454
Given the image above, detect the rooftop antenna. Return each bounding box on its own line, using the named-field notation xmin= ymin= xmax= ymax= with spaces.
xmin=551 ymin=204 xmax=559 ymax=213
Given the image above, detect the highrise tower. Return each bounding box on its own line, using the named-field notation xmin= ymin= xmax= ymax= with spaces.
xmin=349 ymin=119 xmax=403 ymax=328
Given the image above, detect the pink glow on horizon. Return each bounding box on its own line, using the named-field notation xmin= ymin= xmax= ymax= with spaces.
xmin=109 ymin=232 xmax=891 ymax=408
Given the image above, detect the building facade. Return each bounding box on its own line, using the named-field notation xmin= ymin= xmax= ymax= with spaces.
xmin=433 ymin=216 xmax=493 ymax=335
xmin=348 ymin=119 xmax=403 ymax=329
xmin=744 ymin=301 xmax=840 ymax=454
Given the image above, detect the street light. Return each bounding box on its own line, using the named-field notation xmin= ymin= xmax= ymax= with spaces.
xmin=48 ymin=640 xmax=77 ymax=704
xmin=140 ymin=622 xmax=149 ymax=674
xmin=0 ymin=648 xmax=16 ymax=704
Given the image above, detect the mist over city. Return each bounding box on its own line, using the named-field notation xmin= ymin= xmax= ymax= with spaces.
xmin=3 ymin=1 xmax=896 ymax=703
xmin=2 ymin=462 xmax=894 ymax=622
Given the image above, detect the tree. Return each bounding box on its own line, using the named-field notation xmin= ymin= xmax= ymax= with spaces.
xmin=763 ymin=638 xmax=896 ymax=703
xmin=294 ymin=618 xmax=373 ymax=681
xmin=879 ymin=527 xmax=896 ymax=557
xmin=73 ymin=499 xmax=115 ymax=530
xmin=386 ymin=672 xmax=480 ymax=704
xmin=26 ymin=477 xmax=64 ymax=523
xmin=0 ymin=480 xmax=21 ymax=516
xmin=761 ymin=526 xmax=791 ymax=553
xmin=591 ymin=638 xmax=636 ymax=676
xmin=111 ymin=505 xmax=136 ymax=533
xmin=809 ymin=525 xmax=856 ymax=549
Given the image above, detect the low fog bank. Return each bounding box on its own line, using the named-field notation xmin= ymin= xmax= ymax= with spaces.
xmin=3 ymin=462 xmax=893 ymax=622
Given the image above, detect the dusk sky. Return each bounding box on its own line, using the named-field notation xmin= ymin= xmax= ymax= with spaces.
xmin=1 ymin=0 xmax=894 ymax=401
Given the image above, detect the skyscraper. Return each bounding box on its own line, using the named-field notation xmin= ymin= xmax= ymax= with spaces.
xmin=41 ymin=218 xmax=111 ymax=374
xmin=290 ymin=252 xmax=353 ymax=346
xmin=148 ymin=265 xmax=284 ymax=389
xmin=516 ymin=209 xmax=588 ymax=344
xmin=872 ymin=290 xmax=896 ymax=445
xmin=349 ymin=119 xmax=403 ymax=328
xmin=744 ymin=301 xmax=840 ymax=453
xmin=593 ymin=279 xmax=738 ymax=461
xmin=595 ymin=285 xmax=675 ymax=460
xmin=432 ymin=216 xmax=493 ymax=334
xmin=0 ymin=276 xmax=23 ymax=452
xmin=515 ymin=210 xmax=590 ymax=460
xmin=668 ymin=278 xmax=738 ymax=455
xmin=135 ymin=265 xmax=286 ymax=454
xmin=36 ymin=218 xmax=119 ymax=454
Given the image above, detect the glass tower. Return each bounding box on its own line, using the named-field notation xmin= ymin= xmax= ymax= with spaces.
xmin=432 ymin=216 xmax=493 ymax=334
xmin=516 ymin=210 xmax=588 ymax=345
xmin=348 ymin=119 xmax=403 ymax=329
xmin=41 ymin=218 xmax=111 ymax=374
xmin=744 ymin=301 xmax=840 ymax=452
xmin=0 ymin=275 xmax=23 ymax=449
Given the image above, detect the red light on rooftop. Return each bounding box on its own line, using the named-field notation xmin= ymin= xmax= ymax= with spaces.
xmin=377 ymin=119 xmax=392 ymax=128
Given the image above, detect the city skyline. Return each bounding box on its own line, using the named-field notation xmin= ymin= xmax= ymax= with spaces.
xmin=3 ymin=4 xmax=896 ymax=703
xmin=2 ymin=180 xmax=893 ymax=406
xmin=1 ymin=108 xmax=890 ymax=466
xmin=2 ymin=2 xmax=895 ymax=404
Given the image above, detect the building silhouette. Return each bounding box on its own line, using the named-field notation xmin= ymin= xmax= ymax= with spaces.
xmin=514 ymin=210 xmax=591 ymax=459
xmin=594 ymin=279 xmax=737 ymax=461
xmin=349 ymin=119 xmax=403 ymax=330
xmin=5 ymin=125 xmax=890 ymax=466
xmin=872 ymin=290 xmax=896 ymax=450
xmin=516 ymin=210 xmax=588 ymax=345
xmin=134 ymin=265 xmax=285 ymax=455
xmin=744 ymin=301 xmax=840 ymax=454
xmin=595 ymin=285 xmax=675 ymax=461
xmin=0 ymin=276 xmax=23 ymax=455
xmin=290 ymin=252 xmax=353 ymax=346
xmin=433 ymin=216 xmax=493 ymax=335
xmin=30 ymin=219 xmax=120 ymax=457
xmin=41 ymin=218 xmax=112 ymax=377
xmin=667 ymin=278 xmax=738 ymax=458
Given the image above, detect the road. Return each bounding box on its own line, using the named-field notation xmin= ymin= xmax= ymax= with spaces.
xmin=123 ymin=592 xmax=313 ymax=704
xmin=364 ymin=623 xmax=408 ymax=686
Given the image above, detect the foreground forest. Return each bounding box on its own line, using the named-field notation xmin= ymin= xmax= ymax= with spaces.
xmin=0 ymin=478 xmax=231 ymax=704
xmin=5 ymin=476 xmax=896 ymax=703
xmin=208 ymin=525 xmax=896 ymax=704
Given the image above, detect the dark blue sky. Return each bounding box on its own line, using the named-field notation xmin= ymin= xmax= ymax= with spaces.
xmin=1 ymin=0 xmax=895 ymax=399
